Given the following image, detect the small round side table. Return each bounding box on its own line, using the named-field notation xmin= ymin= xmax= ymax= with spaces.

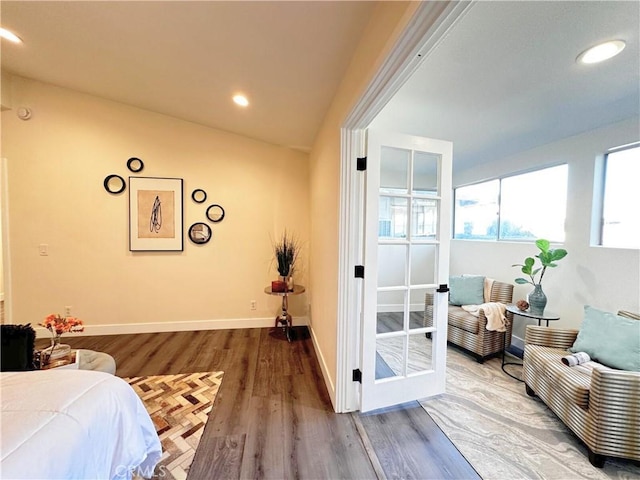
xmin=502 ymin=304 xmax=560 ymax=381
xmin=264 ymin=284 xmax=305 ymax=342
xmin=505 ymin=304 xmax=560 ymax=326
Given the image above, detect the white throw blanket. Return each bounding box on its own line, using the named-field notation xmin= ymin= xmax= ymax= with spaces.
xmin=462 ymin=302 xmax=507 ymax=332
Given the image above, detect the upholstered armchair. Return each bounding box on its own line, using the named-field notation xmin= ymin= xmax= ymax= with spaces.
xmin=424 ymin=278 xmax=514 ymax=362
xmin=523 ymin=310 xmax=640 ymax=467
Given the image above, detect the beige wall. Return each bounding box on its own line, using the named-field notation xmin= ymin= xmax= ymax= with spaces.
xmin=3 ymin=2 xmax=439 ymax=407
xmin=308 ymin=2 xmax=417 ymax=399
xmin=1 ymin=72 xmax=11 ymax=313
xmin=2 ymin=76 xmax=310 ymax=332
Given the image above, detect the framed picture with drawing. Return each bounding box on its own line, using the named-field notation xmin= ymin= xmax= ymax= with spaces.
xmin=129 ymin=177 xmax=183 ymax=251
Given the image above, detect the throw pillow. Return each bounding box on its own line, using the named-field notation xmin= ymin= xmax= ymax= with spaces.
xmin=569 ymin=305 xmax=640 ymax=371
xmin=449 ymin=275 xmax=485 ymax=306
xmin=1 ymin=324 xmax=36 ymax=371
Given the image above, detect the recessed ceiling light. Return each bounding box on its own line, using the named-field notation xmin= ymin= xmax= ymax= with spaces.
xmin=233 ymin=94 xmax=249 ymax=107
xmin=0 ymin=27 xmax=22 ymax=44
xmin=577 ymin=40 xmax=625 ymax=64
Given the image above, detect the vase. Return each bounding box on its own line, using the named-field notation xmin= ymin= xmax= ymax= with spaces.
xmin=286 ymin=275 xmax=294 ymax=292
xmin=528 ymin=284 xmax=547 ymax=315
xmin=272 ymin=276 xmax=287 ymax=293
xmin=42 ymin=336 xmax=71 ymax=361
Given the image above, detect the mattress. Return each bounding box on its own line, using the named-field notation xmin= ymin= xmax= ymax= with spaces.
xmin=1 ymin=369 xmax=162 ymax=479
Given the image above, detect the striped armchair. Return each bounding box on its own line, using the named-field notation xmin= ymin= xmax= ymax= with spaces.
xmin=523 ymin=310 xmax=640 ymax=467
xmin=424 ymin=278 xmax=514 ymax=363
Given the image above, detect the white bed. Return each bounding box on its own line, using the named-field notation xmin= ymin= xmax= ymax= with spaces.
xmin=1 ymin=369 xmax=162 ymax=479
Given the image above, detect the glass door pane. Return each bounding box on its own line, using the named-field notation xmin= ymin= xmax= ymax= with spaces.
xmin=377 ymin=244 xmax=406 ymax=287
xmin=409 ymin=244 xmax=436 ymax=285
xmin=378 ymin=196 xmax=408 ymax=239
xmin=408 ymin=332 xmax=433 ymax=373
xmin=409 ymin=288 xmax=430 ymax=331
xmin=376 ymin=290 xmax=405 ymax=334
xmin=413 ymin=151 xmax=439 ymax=195
xmin=375 ymin=335 xmax=406 ymax=380
xmin=411 ymin=198 xmax=438 ymax=240
xmin=380 ymin=147 xmax=409 ymax=193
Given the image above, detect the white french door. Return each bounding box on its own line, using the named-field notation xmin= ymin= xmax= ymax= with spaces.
xmin=360 ymin=130 xmax=452 ymax=412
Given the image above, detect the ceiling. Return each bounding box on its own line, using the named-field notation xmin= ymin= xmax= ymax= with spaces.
xmin=1 ymin=1 xmax=638 ymax=169
xmin=372 ymin=1 xmax=639 ymax=172
xmin=0 ymin=1 xmax=375 ymax=152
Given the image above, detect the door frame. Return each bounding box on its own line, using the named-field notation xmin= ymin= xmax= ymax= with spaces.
xmin=335 ymin=1 xmax=473 ymax=413
xmin=1 ymin=158 xmax=11 ymax=325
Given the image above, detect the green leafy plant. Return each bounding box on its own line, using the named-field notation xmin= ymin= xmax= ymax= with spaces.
xmin=512 ymin=239 xmax=567 ymax=286
xmin=274 ymin=230 xmax=299 ymax=277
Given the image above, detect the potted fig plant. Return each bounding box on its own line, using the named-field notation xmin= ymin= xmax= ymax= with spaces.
xmin=512 ymin=239 xmax=567 ymax=315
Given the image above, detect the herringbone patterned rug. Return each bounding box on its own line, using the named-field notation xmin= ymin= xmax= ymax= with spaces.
xmin=125 ymin=371 xmax=224 ymax=480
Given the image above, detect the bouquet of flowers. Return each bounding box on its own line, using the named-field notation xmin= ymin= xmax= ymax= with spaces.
xmin=41 ymin=313 xmax=84 ymax=335
xmin=40 ymin=314 xmax=84 ymax=360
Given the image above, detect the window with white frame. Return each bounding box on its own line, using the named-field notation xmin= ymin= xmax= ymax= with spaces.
xmin=600 ymin=144 xmax=640 ymax=248
xmin=453 ymin=180 xmax=499 ymax=240
xmin=454 ymin=164 xmax=568 ymax=242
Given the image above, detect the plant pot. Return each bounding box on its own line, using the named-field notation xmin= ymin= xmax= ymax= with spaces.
xmin=272 ymin=280 xmax=287 ymax=293
xmin=528 ymin=284 xmax=547 ymax=315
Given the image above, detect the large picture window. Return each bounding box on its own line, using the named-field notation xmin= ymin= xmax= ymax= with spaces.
xmin=454 ymin=164 xmax=568 ymax=242
xmin=600 ymin=144 xmax=639 ymax=248
xmin=453 ymin=180 xmax=499 ymax=240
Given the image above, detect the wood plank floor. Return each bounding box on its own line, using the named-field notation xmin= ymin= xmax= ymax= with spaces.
xmin=42 ymin=327 xmax=479 ymax=479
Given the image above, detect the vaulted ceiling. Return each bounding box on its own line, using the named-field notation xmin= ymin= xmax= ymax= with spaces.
xmin=1 ymin=1 xmax=375 ymax=152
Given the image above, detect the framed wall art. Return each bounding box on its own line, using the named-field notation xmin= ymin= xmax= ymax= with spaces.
xmin=129 ymin=177 xmax=183 ymax=251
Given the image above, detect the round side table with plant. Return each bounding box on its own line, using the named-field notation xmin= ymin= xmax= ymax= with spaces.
xmin=512 ymin=239 xmax=568 ymax=315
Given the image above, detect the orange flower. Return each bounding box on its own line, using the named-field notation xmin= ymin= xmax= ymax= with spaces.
xmin=39 ymin=314 xmax=84 ymax=336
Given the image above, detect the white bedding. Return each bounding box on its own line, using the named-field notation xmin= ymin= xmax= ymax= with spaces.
xmin=1 ymin=369 xmax=162 ymax=480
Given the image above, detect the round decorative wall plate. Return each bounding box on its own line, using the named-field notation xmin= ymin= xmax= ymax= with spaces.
xmin=103 ymin=174 xmax=126 ymax=194
xmin=127 ymin=157 xmax=144 ymax=173
xmin=192 ymin=189 xmax=207 ymax=203
xmin=189 ymin=222 xmax=212 ymax=244
xmin=206 ymin=204 xmax=225 ymax=223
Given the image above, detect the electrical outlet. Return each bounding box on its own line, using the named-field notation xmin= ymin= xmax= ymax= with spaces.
xmin=38 ymin=244 xmax=48 ymax=256
xmin=65 ymin=306 xmax=72 ymax=316
xmin=250 ymin=300 xmax=257 ymax=311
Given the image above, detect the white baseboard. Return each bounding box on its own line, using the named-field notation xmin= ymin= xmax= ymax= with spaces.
xmin=308 ymin=324 xmax=336 ymax=410
xmin=511 ymin=334 xmax=524 ymax=351
xmin=34 ymin=316 xmax=310 ymax=339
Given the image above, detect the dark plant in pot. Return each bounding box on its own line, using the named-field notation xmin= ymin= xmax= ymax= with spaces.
xmin=512 ymin=239 xmax=567 ymax=315
xmin=273 ymin=231 xmax=299 ymax=292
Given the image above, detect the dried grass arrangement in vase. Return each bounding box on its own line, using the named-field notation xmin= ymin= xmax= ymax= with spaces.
xmin=273 ymin=230 xmax=300 ymax=292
